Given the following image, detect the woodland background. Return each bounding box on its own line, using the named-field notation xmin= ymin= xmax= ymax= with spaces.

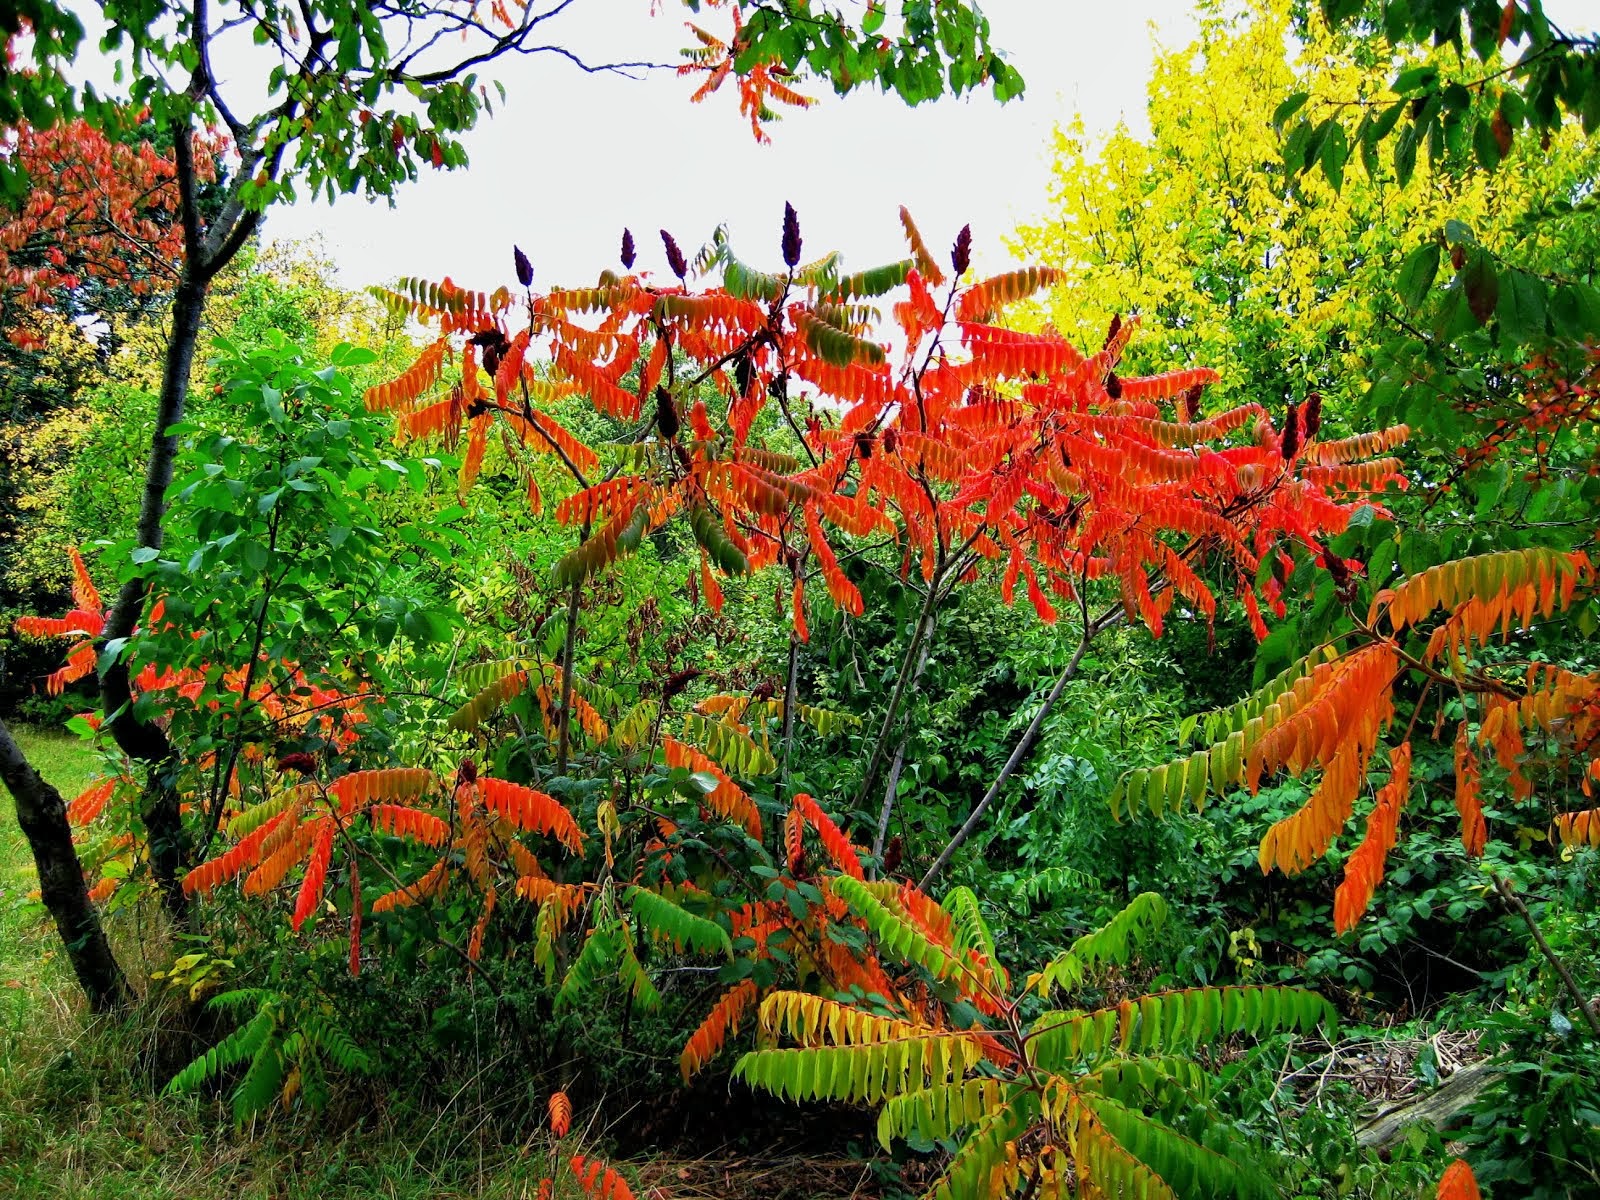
xmin=0 ymin=1 xmax=1597 ymax=1198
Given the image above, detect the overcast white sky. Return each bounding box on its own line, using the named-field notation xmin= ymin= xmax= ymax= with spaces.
xmin=263 ymin=1 xmax=1203 ymax=291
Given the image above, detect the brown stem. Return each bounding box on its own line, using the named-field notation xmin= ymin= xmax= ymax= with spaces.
xmin=1493 ymin=874 xmax=1600 ymax=1040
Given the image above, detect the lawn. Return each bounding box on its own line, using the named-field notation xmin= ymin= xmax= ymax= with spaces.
xmin=1 ymin=725 xmax=99 ymax=994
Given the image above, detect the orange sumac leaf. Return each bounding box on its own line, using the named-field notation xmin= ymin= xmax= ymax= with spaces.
xmin=243 ymin=816 xmax=322 ymax=898
xmin=184 ymin=805 xmax=296 ymax=896
xmin=67 ymin=778 xmax=116 ymax=826
xmin=1332 ymin=741 xmax=1412 ymax=933
xmin=1436 ymin=1160 xmax=1480 ymax=1200
xmin=955 ymin=267 xmax=1063 ymax=323
xmin=784 ymin=805 xmax=804 ymax=874
xmin=369 ymin=803 xmax=451 ymax=847
xmin=569 ymin=1156 xmax=634 ymax=1200
xmin=1553 ymin=806 xmax=1600 ymax=848
xmin=1454 ymin=722 xmax=1488 ymax=857
xmin=468 ymin=885 xmax=496 ymax=961
xmin=791 ymin=792 xmax=865 ymax=880
xmin=548 ymin=1090 xmax=572 ymax=1138
xmin=371 ymin=857 xmax=449 ymax=914
xmin=804 ymin=503 xmax=863 ymax=616
xmin=662 ymin=735 xmax=762 ymax=839
xmin=365 ymin=338 xmax=448 ymax=412
xmin=478 ymin=778 xmax=585 ymax=855
xmin=680 ymin=979 xmax=758 ymax=1081
xmin=290 ymin=820 xmax=335 ymax=931
xmin=330 ymin=769 xmax=435 ymax=815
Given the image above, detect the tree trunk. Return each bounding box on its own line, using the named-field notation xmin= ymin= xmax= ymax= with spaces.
xmin=857 ymin=583 xmax=939 ymax=815
xmin=919 ymin=636 xmax=1092 ymax=891
xmin=0 ymin=718 xmax=130 ymax=1013
xmin=98 ymin=271 xmax=209 ymax=923
xmin=871 ymin=617 xmax=936 ymax=863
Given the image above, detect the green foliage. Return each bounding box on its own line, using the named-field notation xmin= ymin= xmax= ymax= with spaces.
xmin=1301 ymin=0 xmax=1600 ymax=194
xmin=736 ymin=884 xmax=1335 ymax=1199
xmin=1456 ymin=860 xmax=1600 ymax=1197
xmin=625 ymin=885 xmax=732 ymax=958
xmin=165 ymin=988 xmax=373 ymax=1124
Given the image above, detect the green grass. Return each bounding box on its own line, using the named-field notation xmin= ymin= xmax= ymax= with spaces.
xmin=1 ymin=726 xmax=99 ymax=997
xmin=0 ymin=731 xmax=689 ymax=1200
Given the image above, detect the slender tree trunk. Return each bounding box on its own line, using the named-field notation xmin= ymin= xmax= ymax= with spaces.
xmin=0 ymin=718 xmax=130 ymax=1013
xmin=857 ymin=581 xmax=940 ymax=814
xmin=99 ymin=271 xmax=210 ymax=924
xmin=919 ymin=636 xmax=1092 ymax=891
xmin=11 ymin=120 xmax=265 ymax=946
xmin=1494 ymin=874 xmax=1600 ymax=1040
xmin=871 ymin=618 xmax=936 ymax=863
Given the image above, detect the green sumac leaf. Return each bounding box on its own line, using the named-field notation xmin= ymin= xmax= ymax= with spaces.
xmin=689 ymin=503 xmax=748 ymax=575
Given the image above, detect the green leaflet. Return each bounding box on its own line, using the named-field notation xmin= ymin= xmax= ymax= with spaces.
xmin=1081 ymin=1093 xmax=1276 ymax=1200
xmin=1078 ymin=1121 xmax=1179 ymax=1200
xmin=925 ymin=1092 xmax=1038 ymax=1200
xmin=721 ymin=250 xmax=786 ymax=301
xmin=552 ymin=503 xmax=650 ymax=587
xmin=1027 ymin=1007 xmax=1122 ymax=1069
xmin=164 ymin=1002 xmax=276 ymax=1096
xmin=823 ymin=258 xmax=914 ymax=301
xmin=1013 ymin=864 xmax=1096 ymax=904
xmin=681 ymin=712 xmax=776 ymax=776
xmin=833 ymin=875 xmax=961 ymax=983
xmin=1031 ymin=986 xmax=1335 ymax=1071
xmin=1034 ymin=891 xmax=1168 ymax=996
xmin=556 ymin=925 xmax=618 ymax=1010
xmin=625 ymin=885 xmax=732 ymax=958
xmin=612 ymin=699 xmax=659 ymax=750
xmin=1076 ymin=1055 xmax=1212 ymax=1113
xmin=733 ymin=1035 xmax=980 ymax=1105
xmin=615 ymin=933 xmax=663 ymax=1012
xmin=876 ymin=1077 xmax=1011 ymax=1151
xmin=942 ymin=885 xmax=1009 ymax=992
xmin=688 ymin=503 xmax=749 ymax=575
xmin=795 ymin=311 xmax=886 ymax=367
xmin=791 ymin=250 xmax=842 ymax=288
xmin=1189 ymin=644 xmax=1342 ymax=746
xmin=748 ymin=698 xmax=861 ymax=735
xmin=233 ymin=1035 xmax=286 ymax=1124
xmin=1112 ymin=644 xmax=1345 ymax=820
xmin=227 ymin=788 xmax=298 ymax=839
xmin=456 ymin=656 xmax=532 ymax=697
xmin=303 ymin=1015 xmax=373 ymax=1075
xmin=447 ymin=664 xmax=531 ymax=731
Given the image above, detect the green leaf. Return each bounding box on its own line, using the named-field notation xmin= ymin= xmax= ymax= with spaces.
xmin=1461 ymin=251 xmax=1500 ymax=325
xmin=1495 ymin=269 xmax=1546 ymax=345
xmin=1396 ymin=243 xmax=1440 ymax=312
xmin=1272 ymin=91 xmax=1309 ymax=129
xmin=1319 ymin=119 xmax=1348 ymax=191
